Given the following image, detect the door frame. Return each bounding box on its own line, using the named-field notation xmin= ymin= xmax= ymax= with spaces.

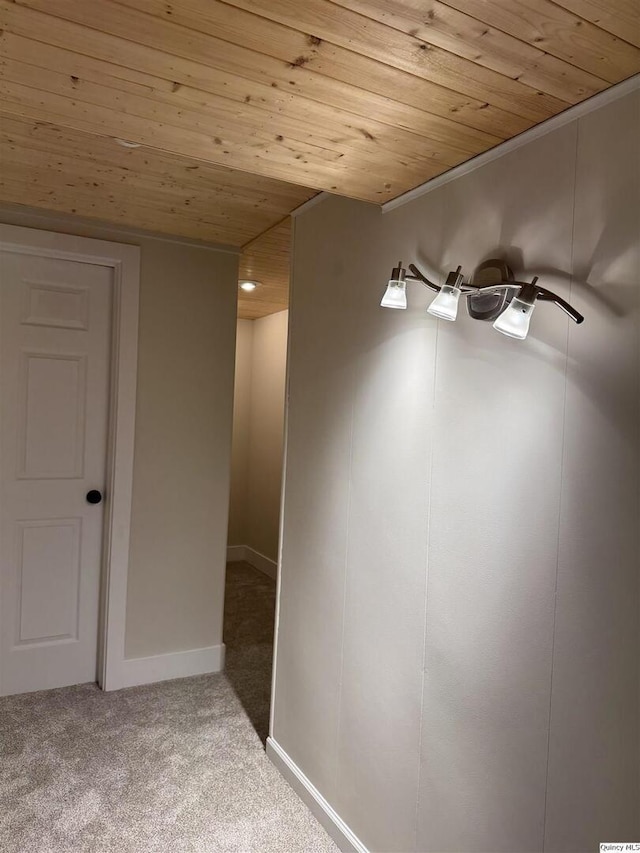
xmin=0 ymin=224 xmax=140 ymax=692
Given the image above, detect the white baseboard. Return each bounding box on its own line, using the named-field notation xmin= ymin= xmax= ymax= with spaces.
xmin=244 ymin=546 xmax=277 ymax=579
xmin=115 ymin=644 xmax=226 ymax=690
xmin=226 ymin=545 xmax=246 ymax=562
xmin=226 ymin=544 xmax=277 ymax=580
xmin=266 ymin=737 xmax=369 ymax=853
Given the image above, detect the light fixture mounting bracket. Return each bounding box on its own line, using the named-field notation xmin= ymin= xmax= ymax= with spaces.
xmin=466 ymin=259 xmax=514 ymax=322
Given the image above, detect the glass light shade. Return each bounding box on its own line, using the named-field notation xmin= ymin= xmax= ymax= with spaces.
xmin=426 ymin=284 xmax=462 ymax=321
xmin=493 ymin=297 xmax=536 ymax=340
xmin=380 ymin=278 xmax=407 ymax=309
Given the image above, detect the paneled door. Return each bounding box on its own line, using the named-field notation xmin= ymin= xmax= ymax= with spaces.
xmin=0 ymin=249 xmax=112 ymax=696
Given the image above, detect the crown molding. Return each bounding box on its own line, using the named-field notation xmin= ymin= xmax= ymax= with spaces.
xmin=289 ymin=192 xmax=331 ymax=218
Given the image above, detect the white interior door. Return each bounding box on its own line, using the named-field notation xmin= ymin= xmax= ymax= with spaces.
xmin=0 ymin=249 xmax=112 ymax=696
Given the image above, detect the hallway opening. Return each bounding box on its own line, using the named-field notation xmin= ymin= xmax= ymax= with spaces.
xmin=225 ymin=294 xmax=289 ymax=740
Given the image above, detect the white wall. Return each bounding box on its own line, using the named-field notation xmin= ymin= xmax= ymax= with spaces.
xmin=0 ymin=205 xmax=238 ymax=662
xmin=228 ymin=311 xmax=288 ymax=564
xmin=271 ymin=89 xmax=640 ymax=853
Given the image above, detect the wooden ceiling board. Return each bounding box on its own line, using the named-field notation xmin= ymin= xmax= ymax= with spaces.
xmin=440 ymin=0 xmax=640 ymax=79
xmin=0 ymin=117 xmax=313 ymax=210
xmin=0 ymin=0 xmax=521 ymax=201
xmin=238 ymin=217 xmax=291 ymax=320
xmin=0 ymin=49 xmax=486 ymax=183
xmin=550 ymin=0 xmax=640 ymax=49
xmin=0 ymin=117 xmax=316 ymax=245
xmin=1 ymin=31 xmax=503 ymax=165
xmin=0 ymin=0 xmax=533 ymax=141
xmin=334 ymin=0 xmax=611 ymax=102
xmin=0 ymin=0 xmax=638 ymax=317
xmin=0 ymin=45 xmax=499 ymax=196
xmin=1 ymin=0 xmax=638 ymax=195
xmin=221 ymin=0 xmax=570 ymax=118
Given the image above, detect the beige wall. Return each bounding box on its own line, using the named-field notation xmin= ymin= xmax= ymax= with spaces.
xmin=228 ymin=319 xmax=253 ymax=547
xmin=272 ymin=89 xmax=640 ymax=852
xmin=0 ymin=205 xmax=239 ymax=660
xmin=228 ymin=311 xmax=288 ymax=563
xmin=246 ymin=310 xmax=288 ymax=561
xmin=124 ymin=241 xmax=237 ymax=657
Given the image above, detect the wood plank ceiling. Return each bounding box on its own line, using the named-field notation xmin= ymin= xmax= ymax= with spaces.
xmin=0 ymin=0 xmax=638 ymax=318
xmin=238 ymin=217 xmax=292 ymax=320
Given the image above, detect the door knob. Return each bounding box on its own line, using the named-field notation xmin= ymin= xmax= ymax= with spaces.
xmin=86 ymin=490 xmax=103 ymax=504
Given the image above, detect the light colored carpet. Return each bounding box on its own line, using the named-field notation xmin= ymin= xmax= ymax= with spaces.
xmin=0 ymin=562 xmax=337 ymax=853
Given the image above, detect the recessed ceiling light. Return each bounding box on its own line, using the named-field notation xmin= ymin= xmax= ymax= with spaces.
xmin=239 ymin=280 xmax=261 ymax=292
xmin=115 ymin=138 xmax=142 ymax=149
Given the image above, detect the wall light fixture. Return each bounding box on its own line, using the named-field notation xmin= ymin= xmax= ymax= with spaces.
xmin=380 ymin=259 xmax=584 ymax=340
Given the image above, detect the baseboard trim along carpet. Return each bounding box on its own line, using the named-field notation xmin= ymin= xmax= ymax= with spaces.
xmin=116 ymin=644 xmax=226 ymax=690
xmin=266 ymin=737 xmax=369 ymax=853
xmin=226 ymin=545 xmax=277 ymax=580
